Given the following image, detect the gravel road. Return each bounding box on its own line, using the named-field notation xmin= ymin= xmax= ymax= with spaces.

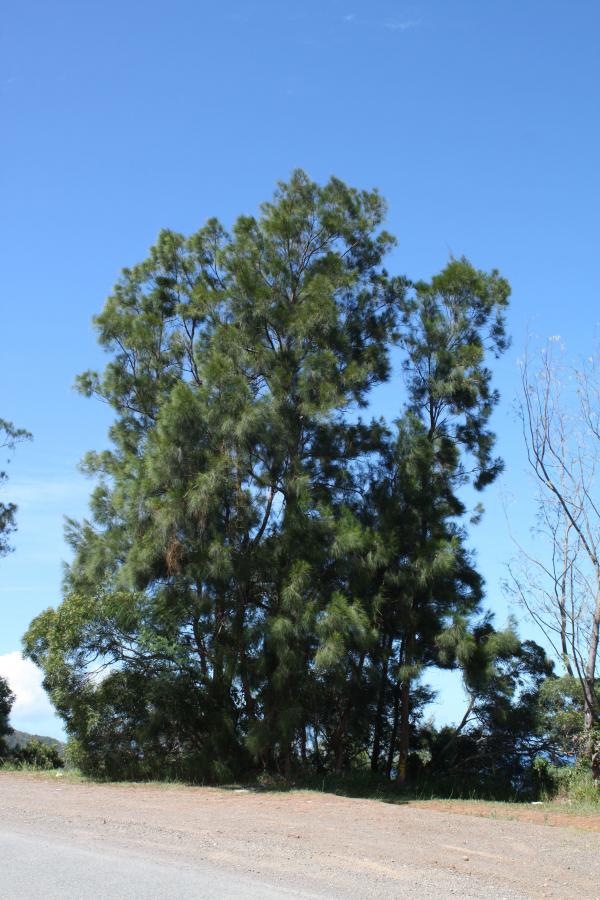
xmin=1 ymin=772 xmax=599 ymax=899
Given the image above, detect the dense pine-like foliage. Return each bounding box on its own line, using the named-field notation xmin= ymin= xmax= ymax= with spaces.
xmin=24 ymin=172 xmax=548 ymax=789
xmin=0 ymin=676 xmax=15 ymax=757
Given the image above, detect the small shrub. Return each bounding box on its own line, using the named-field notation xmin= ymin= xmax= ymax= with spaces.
xmin=531 ymin=756 xmax=559 ymax=800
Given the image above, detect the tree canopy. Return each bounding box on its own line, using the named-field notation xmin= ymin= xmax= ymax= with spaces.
xmin=25 ymin=171 xmax=540 ymax=788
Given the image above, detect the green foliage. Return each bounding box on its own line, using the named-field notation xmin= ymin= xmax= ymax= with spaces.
xmin=538 ymin=676 xmax=600 ymax=759
xmin=419 ymin=634 xmax=553 ymax=799
xmin=410 ymin=673 xmax=600 ymax=802
xmin=8 ymin=739 xmax=64 ymax=770
xmin=550 ymin=762 xmax=599 ymax=804
xmin=0 ymin=675 xmax=15 ymax=756
xmin=0 ymin=680 xmax=63 ymax=770
xmin=24 ymin=172 xmax=518 ymax=786
xmin=364 ymin=258 xmax=511 ymax=780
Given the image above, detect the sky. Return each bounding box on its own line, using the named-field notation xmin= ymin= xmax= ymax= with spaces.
xmin=1 ymin=0 xmax=599 ymax=739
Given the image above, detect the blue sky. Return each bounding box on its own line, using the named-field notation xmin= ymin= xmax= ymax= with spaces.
xmin=1 ymin=0 xmax=599 ymax=738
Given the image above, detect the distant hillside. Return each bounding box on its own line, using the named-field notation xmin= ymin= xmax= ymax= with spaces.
xmin=5 ymin=730 xmax=65 ymax=756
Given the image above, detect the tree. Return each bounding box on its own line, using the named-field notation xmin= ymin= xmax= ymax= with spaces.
xmin=513 ymin=339 xmax=600 ymax=753
xmin=366 ymin=260 xmax=510 ymax=782
xmin=24 ymin=174 xmax=512 ymax=784
xmin=428 ymin=627 xmax=552 ymax=798
xmin=0 ymin=675 xmax=15 ymax=757
xmin=0 ymin=419 xmax=32 ymax=557
xmin=25 ymin=171 xmax=403 ymax=779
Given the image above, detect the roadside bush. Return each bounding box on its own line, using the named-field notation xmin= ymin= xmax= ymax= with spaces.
xmin=530 ymin=756 xmax=559 ymax=799
xmin=551 ymin=761 xmax=599 ymax=804
xmin=9 ymin=739 xmax=64 ymax=770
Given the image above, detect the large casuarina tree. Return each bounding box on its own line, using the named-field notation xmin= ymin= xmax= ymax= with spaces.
xmin=389 ymin=261 xmax=510 ymax=782
xmin=25 ymin=172 xmax=511 ymax=782
xmin=334 ymin=260 xmax=511 ymax=781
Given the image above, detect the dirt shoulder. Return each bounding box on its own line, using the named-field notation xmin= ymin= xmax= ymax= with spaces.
xmin=1 ymin=772 xmax=599 ymax=898
xmin=413 ymin=798 xmax=600 ymax=833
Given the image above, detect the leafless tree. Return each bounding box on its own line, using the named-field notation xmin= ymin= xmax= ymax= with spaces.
xmin=510 ymin=339 xmax=600 ymax=753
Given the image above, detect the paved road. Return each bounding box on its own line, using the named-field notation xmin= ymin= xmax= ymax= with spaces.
xmin=1 ymin=823 xmax=529 ymax=900
xmin=0 ymin=824 xmax=533 ymax=900
xmin=1 ymin=828 xmax=312 ymax=900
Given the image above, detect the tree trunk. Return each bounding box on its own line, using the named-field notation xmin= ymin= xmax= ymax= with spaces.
xmin=284 ymin=745 xmax=292 ymax=781
xmin=396 ymin=636 xmax=413 ymax=785
xmin=332 ymin=704 xmax=351 ymax=774
xmin=300 ymin=726 xmax=307 ymax=764
xmin=192 ymin=616 xmax=208 ymax=678
xmin=313 ymin=724 xmax=322 ymax=770
xmin=386 ymin=639 xmax=405 ymax=780
xmin=559 ymin=528 xmax=575 ymax=678
xmin=583 ymin=597 xmax=600 ymax=755
xmin=386 ymin=680 xmax=401 ymax=780
xmin=370 ymin=635 xmax=391 ymax=773
xmin=396 ymin=676 xmax=411 ymax=785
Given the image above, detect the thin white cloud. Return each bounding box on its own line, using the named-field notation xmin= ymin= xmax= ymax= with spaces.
xmin=8 ymin=477 xmax=90 ymax=508
xmin=384 ymin=19 xmax=420 ymax=31
xmin=0 ymin=586 xmax=52 ymax=595
xmin=0 ymin=474 xmax=91 ymax=563
xmin=0 ymin=652 xmax=62 ymax=737
xmin=342 ymin=13 xmax=420 ymax=33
